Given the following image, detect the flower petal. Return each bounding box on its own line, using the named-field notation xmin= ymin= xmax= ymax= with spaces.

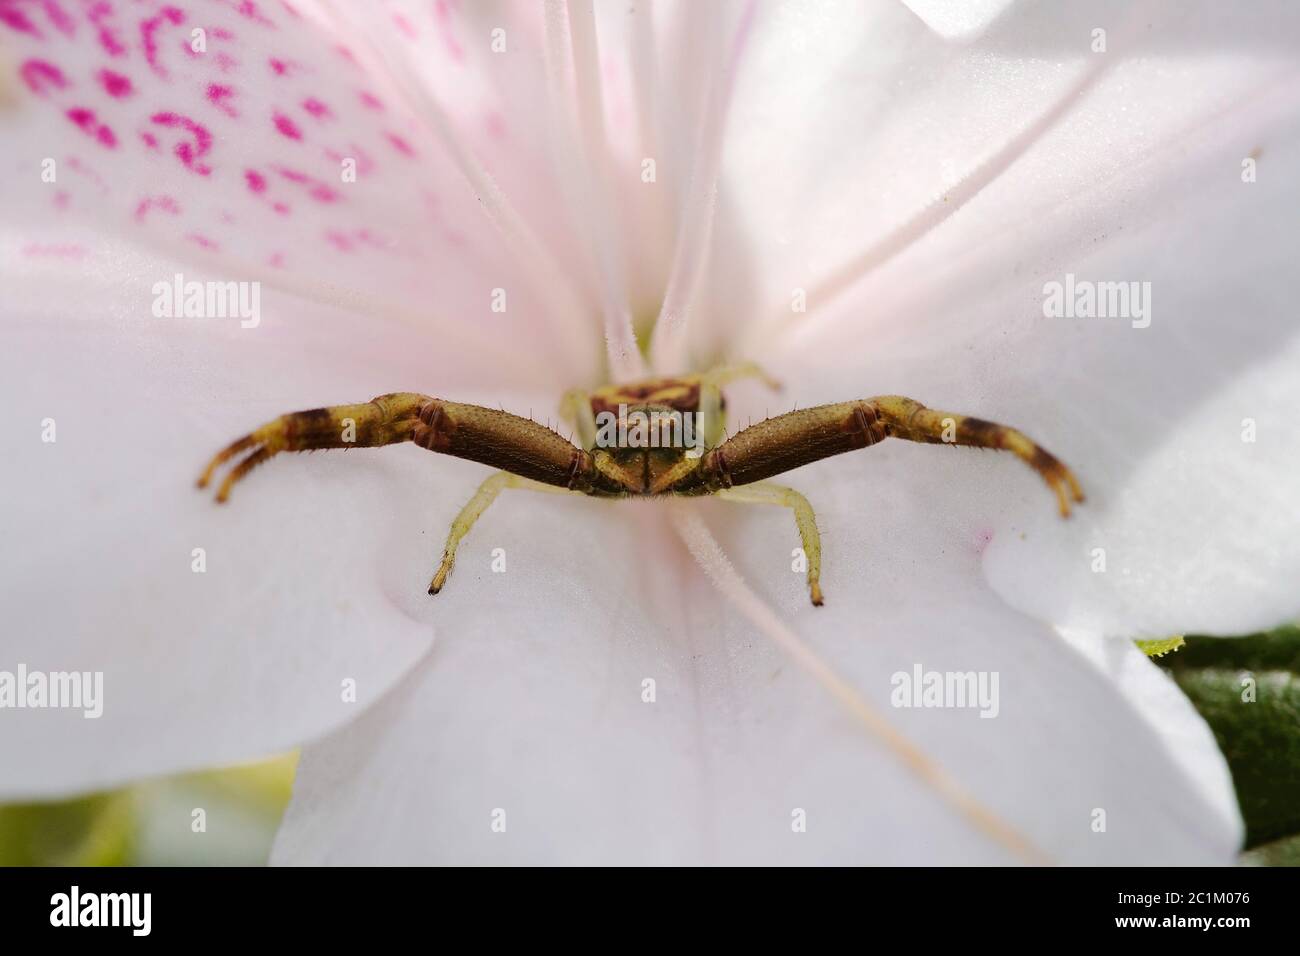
xmin=900 ymin=0 xmax=1016 ymax=41
xmin=725 ymin=2 xmax=1300 ymax=637
xmin=0 ymin=0 xmax=598 ymax=381
xmin=0 ymin=242 xmax=569 ymax=796
xmin=272 ymin=490 xmax=1238 ymax=864
xmin=1055 ymin=628 xmax=1241 ymax=833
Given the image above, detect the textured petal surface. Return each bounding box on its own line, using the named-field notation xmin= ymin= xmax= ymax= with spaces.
xmin=273 ymin=485 xmax=1239 ymax=865
xmin=0 ymin=240 xmax=567 ymax=796
xmin=900 ymin=0 xmax=1016 ymax=41
xmin=719 ymin=0 xmax=1300 ymax=638
xmin=0 ymin=0 xmax=609 ymax=796
xmin=1 ymin=0 xmax=1272 ymax=864
xmin=0 ymin=0 xmax=600 ymax=382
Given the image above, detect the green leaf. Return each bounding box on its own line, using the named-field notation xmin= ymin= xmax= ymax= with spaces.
xmin=0 ymin=792 xmax=134 ymax=866
xmin=1241 ymin=832 xmax=1300 ymax=867
xmin=1157 ymin=627 xmax=1300 ymax=850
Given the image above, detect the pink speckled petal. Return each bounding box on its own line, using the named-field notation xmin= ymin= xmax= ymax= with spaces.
xmin=0 ymin=0 xmax=601 ymax=386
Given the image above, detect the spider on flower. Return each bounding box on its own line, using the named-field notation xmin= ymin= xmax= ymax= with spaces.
xmin=198 ymin=362 xmax=1083 ymax=605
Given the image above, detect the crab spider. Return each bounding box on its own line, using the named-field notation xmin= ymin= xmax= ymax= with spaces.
xmin=198 ymin=363 xmax=1083 ymax=605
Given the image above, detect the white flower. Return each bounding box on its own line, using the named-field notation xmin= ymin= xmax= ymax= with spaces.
xmin=1 ymin=0 xmax=1297 ymax=864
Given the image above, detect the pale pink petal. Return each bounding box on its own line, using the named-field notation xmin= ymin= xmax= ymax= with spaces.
xmin=0 ymin=242 xmax=566 ymax=795
xmin=901 ymin=0 xmax=1016 ymax=40
xmin=0 ymin=0 xmax=597 ymax=382
xmin=716 ymin=1 xmax=1300 ymax=637
xmin=272 ymin=493 xmax=1237 ymax=864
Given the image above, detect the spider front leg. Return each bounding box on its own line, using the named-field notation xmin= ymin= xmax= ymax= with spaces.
xmin=198 ymin=392 xmax=430 ymax=502
xmin=717 ymin=482 xmax=824 ymax=606
xmin=867 ymin=396 xmax=1085 ymax=517
xmin=202 ymin=395 xmax=604 ymax=503
xmin=202 ymin=393 xmax=619 ymax=595
xmin=687 ymin=396 xmax=1083 ymax=517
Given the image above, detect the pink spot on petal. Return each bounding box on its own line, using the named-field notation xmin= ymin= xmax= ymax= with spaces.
xmin=974 ymin=528 xmax=995 ymax=556
xmin=19 ymin=59 xmax=67 ymax=96
xmin=272 ymin=111 xmax=302 ymax=140
xmin=151 ymin=111 xmax=213 ymax=175
xmin=0 ymin=6 xmax=42 ymax=38
xmin=275 ymin=166 xmax=338 ymax=202
xmin=385 ymin=132 xmax=415 ymax=157
xmin=245 ymin=169 xmax=267 ymax=193
xmin=358 ymin=90 xmax=384 ymax=111
xmin=206 ymin=83 xmax=237 ymax=116
xmin=141 ymin=6 xmax=186 ymax=77
xmin=186 ymin=233 xmax=220 ymax=251
xmin=325 ymin=230 xmax=353 ymax=252
xmin=392 ymin=13 xmax=416 ymax=39
xmin=98 ymin=69 xmax=133 ymax=99
xmin=268 ymin=56 xmax=290 ymax=75
xmin=87 ymin=1 xmax=127 ymax=56
xmin=433 ymin=0 xmax=464 ymax=62
xmin=67 ymin=107 xmax=117 ymax=148
xmin=134 ymin=195 xmax=181 ymax=222
xmin=301 ymin=97 xmax=332 ymax=120
xmin=66 ymin=155 xmax=108 ymax=191
xmin=37 ymin=0 xmax=76 ymax=37
xmin=220 ymin=0 xmax=274 ymax=27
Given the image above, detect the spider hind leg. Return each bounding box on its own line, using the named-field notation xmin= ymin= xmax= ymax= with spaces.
xmin=429 ymin=471 xmax=575 ymax=595
xmin=717 ymin=481 xmax=824 ymax=606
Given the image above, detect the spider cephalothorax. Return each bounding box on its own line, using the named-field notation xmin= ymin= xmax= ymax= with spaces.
xmin=199 ymin=363 xmax=1083 ymax=605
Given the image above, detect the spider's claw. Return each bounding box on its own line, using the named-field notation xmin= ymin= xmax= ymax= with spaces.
xmin=215 ymin=446 xmax=274 ymax=503
xmin=1025 ymin=444 xmax=1084 ymax=519
xmin=428 ymin=557 xmax=452 ymax=596
xmin=198 ymin=431 xmax=276 ymax=503
xmin=197 ymin=433 xmax=257 ymax=491
xmin=1047 ymin=465 xmax=1085 ymax=519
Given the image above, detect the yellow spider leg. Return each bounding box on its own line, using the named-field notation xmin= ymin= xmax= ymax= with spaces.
xmin=649 ymin=456 xmax=704 ymax=495
xmin=559 ymin=388 xmax=597 ymax=449
xmin=429 ymin=471 xmax=573 ymax=594
xmin=716 ymin=482 xmax=824 ymax=606
xmin=697 ymin=361 xmax=782 ymax=448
